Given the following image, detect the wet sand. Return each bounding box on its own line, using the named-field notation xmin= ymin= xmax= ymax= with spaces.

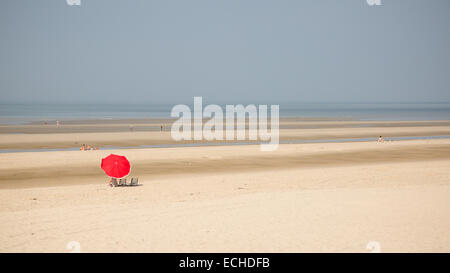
xmin=1 ymin=140 xmax=450 ymax=189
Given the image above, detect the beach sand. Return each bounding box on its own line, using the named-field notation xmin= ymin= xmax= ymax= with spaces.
xmin=0 ymin=120 xmax=450 ymax=252
xmin=1 ymin=118 xmax=450 ymax=150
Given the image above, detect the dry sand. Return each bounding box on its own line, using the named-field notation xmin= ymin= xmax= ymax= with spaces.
xmin=0 ymin=120 xmax=450 ymax=252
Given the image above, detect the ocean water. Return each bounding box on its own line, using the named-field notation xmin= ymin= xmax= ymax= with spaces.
xmin=0 ymin=102 xmax=449 ymax=124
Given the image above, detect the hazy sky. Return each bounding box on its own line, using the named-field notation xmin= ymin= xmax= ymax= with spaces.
xmin=1 ymin=0 xmax=449 ymax=104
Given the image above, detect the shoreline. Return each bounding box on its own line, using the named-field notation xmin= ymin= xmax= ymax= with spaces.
xmin=1 ymin=116 xmax=354 ymax=126
xmin=1 ymin=117 xmax=450 ymax=128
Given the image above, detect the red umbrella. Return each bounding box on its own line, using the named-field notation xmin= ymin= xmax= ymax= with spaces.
xmin=101 ymin=154 xmax=131 ymax=178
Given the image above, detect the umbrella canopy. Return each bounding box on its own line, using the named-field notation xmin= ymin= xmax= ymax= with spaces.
xmin=101 ymin=154 xmax=131 ymax=178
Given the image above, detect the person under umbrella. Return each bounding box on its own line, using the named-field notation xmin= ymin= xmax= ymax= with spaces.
xmin=101 ymin=154 xmax=131 ymax=186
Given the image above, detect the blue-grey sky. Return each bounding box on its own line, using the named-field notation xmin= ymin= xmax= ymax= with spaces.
xmin=1 ymin=0 xmax=449 ymax=104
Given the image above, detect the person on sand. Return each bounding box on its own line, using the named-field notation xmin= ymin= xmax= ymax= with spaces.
xmin=378 ymin=136 xmax=384 ymax=142
xmin=80 ymin=144 xmax=85 ymax=151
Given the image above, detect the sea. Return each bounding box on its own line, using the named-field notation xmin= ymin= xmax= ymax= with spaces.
xmin=0 ymin=102 xmax=449 ymax=125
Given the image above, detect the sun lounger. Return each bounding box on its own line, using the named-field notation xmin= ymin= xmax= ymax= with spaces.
xmin=119 ymin=178 xmax=127 ymax=186
xmin=111 ymin=178 xmax=118 ymax=187
xmin=130 ymin=177 xmax=139 ymax=186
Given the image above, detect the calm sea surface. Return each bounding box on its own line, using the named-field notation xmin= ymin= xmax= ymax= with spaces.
xmin=0 ymin=102 xmax=449 ymax=124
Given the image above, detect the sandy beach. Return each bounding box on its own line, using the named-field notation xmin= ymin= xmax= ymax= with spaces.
xmin=1 ymin=118 xmax=450 ymax=150
xmin=0 ymin=119 xmax=450 ymax=252
xmin=3 ymin=0 xmax=450 ymax=259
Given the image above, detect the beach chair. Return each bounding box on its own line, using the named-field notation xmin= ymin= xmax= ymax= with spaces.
xmin=130 ymin=177 xmax=139 ymax=186
xmin=111 ymin=178 xmax=119 ymax=187
xmin=119 ymin=178 xmax=127 ymax=186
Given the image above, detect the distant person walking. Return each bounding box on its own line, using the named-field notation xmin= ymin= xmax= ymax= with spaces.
xmin=56 ymin=120 xmax=60 ymax=127
xmin=378 ymin=136 xmax=384 ymax=142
